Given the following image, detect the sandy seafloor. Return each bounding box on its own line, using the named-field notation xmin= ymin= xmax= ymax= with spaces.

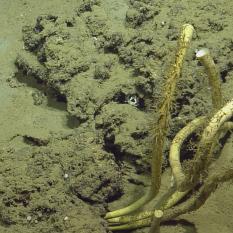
xmin=0 ymin=0 xmax=233 ymax=233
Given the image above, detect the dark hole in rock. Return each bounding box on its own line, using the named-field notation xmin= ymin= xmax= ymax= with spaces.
xmin=113 ymin=92 xmax=126 ymax=103
xmin=66 ymin=21 xmax=74 ymax=27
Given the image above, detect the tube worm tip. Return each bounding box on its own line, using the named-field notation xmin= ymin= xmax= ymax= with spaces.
xmin=196 ymin=48 xmax=210 ymax=59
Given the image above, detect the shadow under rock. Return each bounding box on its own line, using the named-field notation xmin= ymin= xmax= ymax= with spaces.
xmin=14 ymin=71 xmax=82 ymax=129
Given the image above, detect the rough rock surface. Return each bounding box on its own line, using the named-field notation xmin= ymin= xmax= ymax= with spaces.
xmin=0 ymin=0 xmax=233 ymax=232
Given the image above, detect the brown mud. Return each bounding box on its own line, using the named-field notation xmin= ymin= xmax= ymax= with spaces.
xmin=0 ymin=0 xmax=233 ymax=232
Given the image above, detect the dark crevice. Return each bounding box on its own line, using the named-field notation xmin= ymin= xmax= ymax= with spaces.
xmin=23 ymin=136 xmax=49 ymax=146
xmin=220 ymin=62 xmax=233 ymax=83
xmin=67 ymin=115 xmax=81 ymax=129
xmin=103 ymin=136 xmax=147 ymax=174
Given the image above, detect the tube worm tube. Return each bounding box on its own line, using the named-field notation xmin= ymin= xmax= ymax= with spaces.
xmin=105 ymin=24 xmax=194 ymax=220
xmin=196 ymin=48 xmax=223 ymax=110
